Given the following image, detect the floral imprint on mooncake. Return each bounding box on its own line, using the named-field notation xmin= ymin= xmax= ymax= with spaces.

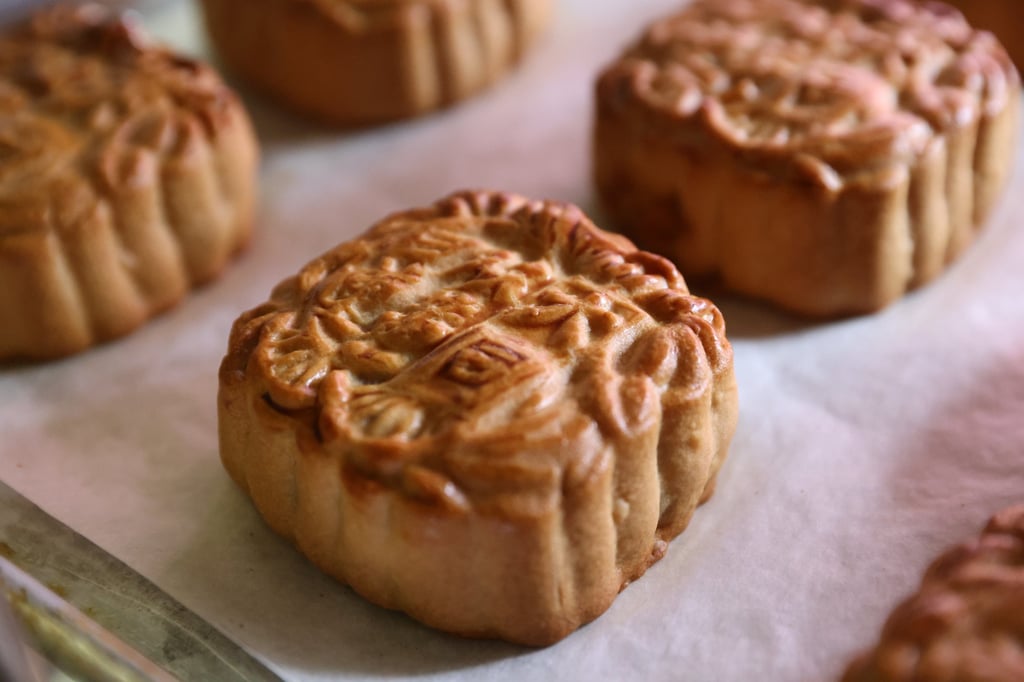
xmin=219 ymin=191 xmax=738 ymax=645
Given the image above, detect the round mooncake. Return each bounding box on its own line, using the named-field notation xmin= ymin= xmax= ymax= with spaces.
xmin=200 ymin=0 xmax=552 ymax=125
xmin=595 ymin=0 xmax=1020 ymax=317
xmin=0 ymin=6 xmax=258 ymax=360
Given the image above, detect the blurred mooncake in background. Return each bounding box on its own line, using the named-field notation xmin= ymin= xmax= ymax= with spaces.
xmin=594 ymin=0 xmax=1020 ymax=317
xmin=0 ymin=5 xmax=258 ymax=360
xmin=200 ymin=0 xmax=552 ymax=125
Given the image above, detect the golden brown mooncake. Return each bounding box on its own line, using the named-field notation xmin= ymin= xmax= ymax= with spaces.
xmin=218 ymin=190 xmax=738 ymax=645
xmin=199 ymin=0 xmax=552 ymax=125
xmin=843 ymin=505 xmax=1024 ymax=682
xmin=0 ymin=5 xmax=258 ymax=360
xmin=594 ymin=0 xmax=1021 ymax=317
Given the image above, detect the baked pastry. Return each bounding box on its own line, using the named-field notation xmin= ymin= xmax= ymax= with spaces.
xmin=594 ymin=0 xmax=1021 ymax=317
xmin=218 ymin=190 xmax=738 ymax=645
xmin=944 ymin=0 xmax=1024 ymax=70
xmin=0 ymin=6 xmax=258 ymax=360
xmin=843 ymin=505 xmax=1024 ymax=681
xmin=199 ymin=0 xmax=552 ymax=125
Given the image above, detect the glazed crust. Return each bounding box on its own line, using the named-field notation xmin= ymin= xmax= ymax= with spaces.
xmin=843 ymin=505 xmax=1024 ymax=682
xmin=218 ymin=190 xmax=738 ymax=646
xmin=200 ymin=0 xmax=552 ymax=125
xmin=594 ymin=0 xmax=1021 ymax=317
xmin=0 ymin=5 xmax=258 ymax=360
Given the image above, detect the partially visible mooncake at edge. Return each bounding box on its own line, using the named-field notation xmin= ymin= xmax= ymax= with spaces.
xmin=843 ymin=505 xmax=1024 ymax=682
xmin=200 ymin=0 xmax=552 ymax=125
xmin=595 ymin=0 xmax=1020 ymax=317
xmin=0 ymin=6 xmax=258 ymax=360
xmin=218 ymin=190 xmax=738 ymax=645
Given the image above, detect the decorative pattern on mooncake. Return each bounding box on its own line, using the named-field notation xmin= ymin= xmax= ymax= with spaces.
xmin=844 ymin=505 xmax=1024 ymax=681
xmin=219 ymin=190 xmax=738 ymax=645
xmin=200 ymin=0 xmax=551 ymax=125
xmin=595 ymin=0 xmax=1020 ymax=317
xmin=0 ymin=6 xmax=258 ymax=360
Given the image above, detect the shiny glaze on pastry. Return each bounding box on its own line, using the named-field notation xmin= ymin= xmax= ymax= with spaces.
xmin=219 ymin=190 xmax=738 ymax=645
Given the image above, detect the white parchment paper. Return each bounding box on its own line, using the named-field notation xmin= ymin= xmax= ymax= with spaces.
xmin=3 ymin=1 xmax=1024 ymax=679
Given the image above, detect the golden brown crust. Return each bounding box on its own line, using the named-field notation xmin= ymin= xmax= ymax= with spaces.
xmin=843 ymin=505 xmax=1024 ymax=682
xmin=218 ymin=190 xmax=738 ymax=645
xmin=0 ymin=5 xmax=258 ymax=360
xmin=944 ymin=0 xmax=1024 ymax=71
xmin=199 ymin=0 xmax=552 ymax=125
xmin=594 ymin=0 xmax=1021 ymax=317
